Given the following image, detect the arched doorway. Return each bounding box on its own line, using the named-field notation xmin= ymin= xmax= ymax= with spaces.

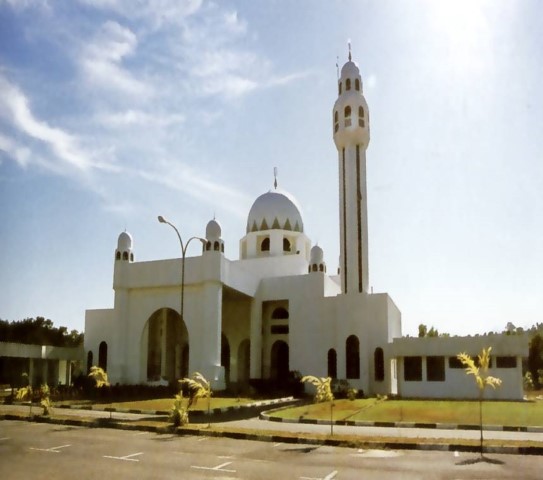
xmin=374 ymin=347 xmax=384 ymax=381
xmin=86 ymin=351 xmax=93 ymax=374
xmin=221 ymin=334 xmax=231 ymax=386
xmin=98 ymin=341 xmax=108 ymax=372
xmin=270 ymin=340 xmax=289 ymax=381
xmin=237 ymin=339 xmax=250 ymax=384
xmin=145 ymin=308 xmax=189 ymax=383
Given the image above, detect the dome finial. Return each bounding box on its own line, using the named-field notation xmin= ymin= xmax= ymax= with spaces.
xmin=348 ymin=40 xmax=352 ymax=61
xmin=273 ymin=166 xmax=278 ymax=190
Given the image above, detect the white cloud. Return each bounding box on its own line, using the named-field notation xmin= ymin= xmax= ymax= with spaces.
xmin=81 ymin=21 xmax=151 ymax=97
xmin=0 ymin=74 xmax=96 ymax=172
xmin=0 ymin=133 xmax=31 ymax=167
xmin=97 ymin=109 xmax=185 ymax=128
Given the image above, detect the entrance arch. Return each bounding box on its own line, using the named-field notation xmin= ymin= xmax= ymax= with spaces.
xmin=145 ymin=308 xmax=189 ymax=383
xmin=98 ymin=341 xmax=108 ymax=371
xmin=270 ymin=340 xmax=289 ymax=381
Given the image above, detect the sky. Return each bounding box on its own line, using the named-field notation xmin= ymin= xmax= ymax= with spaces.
xmin=1 ymin=0 xmax=542 ymax=337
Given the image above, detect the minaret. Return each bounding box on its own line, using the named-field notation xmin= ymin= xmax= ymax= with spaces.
xmin=333 ymin=47 xmax=370 ymax=294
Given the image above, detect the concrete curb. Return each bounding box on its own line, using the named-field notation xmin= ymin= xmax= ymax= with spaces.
xmin=2 ymin=411 xmax=543 ymax=456
xmin=259 ymin=407 xmax=543 ymax=433
xmin=0 ymin=414 xmax=543 ymax=456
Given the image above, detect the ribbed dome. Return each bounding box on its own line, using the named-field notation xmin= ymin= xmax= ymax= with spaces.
xmin=117 ymin=231 xmax=132 ymax=250
xmin=206 ymin=219 xmax=222 ymax=239
xmin=246 ymin=188 xmax=304 ymax=233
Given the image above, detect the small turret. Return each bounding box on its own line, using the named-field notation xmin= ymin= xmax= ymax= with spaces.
xmin=115 ymin=231 xmax=134 ymax=262
xmin=205 ymin=218 xmax=224 ymax=253
xmin=308 ymin=245 xmax=326 ymax=273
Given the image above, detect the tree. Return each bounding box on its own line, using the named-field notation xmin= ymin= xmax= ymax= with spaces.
xmin=178 ymin=372 xmax=213 ymax=427
xmin=301 ymin=375 xmax=335 ymax=435
xmin=88 ymin=366 xmax=109 ymax=388
xmin=457 ymin=347 xmax=502 ymax=461
xmin=418 ymin=324 xmax=427 ymax=338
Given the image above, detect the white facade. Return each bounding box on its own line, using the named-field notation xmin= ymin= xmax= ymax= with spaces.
xmin=84 ymin=54 xmax=527 ymax=400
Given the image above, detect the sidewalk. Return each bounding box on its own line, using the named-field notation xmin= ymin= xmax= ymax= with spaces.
xmin=1 ymin=403 xmax=542 ymax=456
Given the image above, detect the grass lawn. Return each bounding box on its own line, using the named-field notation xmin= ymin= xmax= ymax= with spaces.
xmin=274 ymin=398 xmax=543 ymax=427
xmin=98 ymin=397 xmax=254 ymax=412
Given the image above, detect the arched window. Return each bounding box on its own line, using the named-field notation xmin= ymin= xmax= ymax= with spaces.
xmin=311 ymin=264 xmax=318 ymax=272
xmin=261 ymin=237 xmax=270 ymax=252
xmin=327 ymin=349 xmax=337 ymax=378
xmin=355 ymin=78 xmax=360 ymax=91
xmin=346 ymin=78 xmax=351 ymax=91
xmin=346 ymin=335 xmax=360 ymax=379
xmin=86 ymin=351 xmax=93 ymax=374
xmin=319 ymin=264 xmax=324 ymax=272
xmin=214 ymin=241 xmax=220 ymax=251
xmin=115 ymin=251 xmax=121 ymax=261
xmin=130 ymin=253 xmax=134 ymax=262
xmin=334 ymin=110 xmax=339 ymax=133
xmin=283 ymin=238 xmax=291 ymax=252
xmin=221 ymin=243 xmax=224 ymax=253
xmin=374 ymin=347 xmax=384 ymax=382
xmin=358 ymin=106 xmax=365 ymax=127
xmin=122 ymin=251 xmax=128 ymax=260
xmin=98 ymin=341 xmax=108 ymax=372
xmin=206 ymin=241 xmax=211 ymax=251
xmin=271 ymin=307 xmax=289 ymax=320
xmin=338 ymin=82 xmax=342 ymax=95
xmin=344 ymin=105 xmax=352 ymax=127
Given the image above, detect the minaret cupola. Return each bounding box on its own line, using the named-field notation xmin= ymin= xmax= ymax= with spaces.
xmin=205 ymin=218 xmax=224 ymax=253
xmin=333 ymin=46 xmax=370 ymax=150
xmin=115 ymin=231 xmax=134 ymax=262
xmin=308 ymin=245 xmax=326 ymax=273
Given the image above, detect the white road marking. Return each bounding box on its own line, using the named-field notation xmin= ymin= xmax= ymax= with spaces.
xmin=191 ymin=461 xmax=236 ymax=473
xmin=133 ymin=431 xmax=148 ymax=436
xmin=300 ymin=471 xmax=337 ymax=480
xmin=103 ymin=452 xmax=144 ymax=462
xmin=218 ymin=455 xmax=235 ymax=459
xmin=30 ymin=444 xmax=71 ymax=453
xmin=273 ymin=442 xmax=282 ymax=447
xmin=0 ymin=437 xmax=10 ymax=441
xmin=197 ymin=437 xmax=208 ymax=442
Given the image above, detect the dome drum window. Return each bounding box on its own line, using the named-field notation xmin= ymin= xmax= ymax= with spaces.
xmin=346 ymin=78 xmax=351 ymax=91
xmin=355 ymin=78 xmax=360 ymax=91
xmin=358 ymin=106 xmax=365 ymax=128
xmin=260 ymin=237 xmax=270 ymax=252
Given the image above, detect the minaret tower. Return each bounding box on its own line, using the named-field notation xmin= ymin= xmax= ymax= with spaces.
xmin=333 ymin=46 xmax=370 ymax=294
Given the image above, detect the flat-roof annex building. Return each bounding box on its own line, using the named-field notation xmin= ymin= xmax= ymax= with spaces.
xmin=85 ymin=54 xmax=526 ymax=400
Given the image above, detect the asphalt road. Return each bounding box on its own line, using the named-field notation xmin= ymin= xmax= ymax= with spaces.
xmin=1 ymin=420 xmax=541 ymax=479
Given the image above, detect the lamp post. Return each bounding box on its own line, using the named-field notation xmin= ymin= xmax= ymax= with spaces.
xmin=157 ymin=215 xmax=206 ymax=335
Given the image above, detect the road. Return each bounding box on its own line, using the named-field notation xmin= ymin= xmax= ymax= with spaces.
xmin=0 ymin=420 xmax=541 ymax=479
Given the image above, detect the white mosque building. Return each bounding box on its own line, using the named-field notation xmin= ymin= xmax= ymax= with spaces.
xmin=84 ymin=54 xmax=526 ymax=400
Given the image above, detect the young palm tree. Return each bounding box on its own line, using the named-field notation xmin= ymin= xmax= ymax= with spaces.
xmin=179 ymin=372 xmax=213 ymax=427
xmin=15 ymin=384 xmax=33 ymax=417
xmin=88 ymin=366 xmax=110 ymax=387
xmin=457 ymin=347 xmax=502 ymax=460
xmin=301 ymin=375 xmax=335 ymax=435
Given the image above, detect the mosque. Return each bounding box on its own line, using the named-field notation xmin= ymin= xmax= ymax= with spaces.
xmin=84 ymin=53 xmax=526 ymax=400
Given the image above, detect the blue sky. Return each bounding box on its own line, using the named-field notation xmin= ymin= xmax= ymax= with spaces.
xmin=1 ymin=0 xmax=542 ymax=337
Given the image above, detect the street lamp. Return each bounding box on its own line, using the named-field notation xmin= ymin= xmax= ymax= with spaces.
xmin=157 ymin=215 xmax=206 ymax=323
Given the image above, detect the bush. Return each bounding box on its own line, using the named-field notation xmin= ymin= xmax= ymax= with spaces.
xmin=346 ymin=388 xmax=358 ymax=401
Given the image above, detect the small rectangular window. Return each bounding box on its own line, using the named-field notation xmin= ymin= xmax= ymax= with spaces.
xmin=496 ymin=356 xmax=517 ymax=368
xmin=448 ymin=357 xmax=463 ymax=369
xmin=404 ymin=356 xmax=422 ymax=381
xmin=427 ymin=356 xmax=445 ymax=381
xmin=271 ymin=325 xmax=289 ymax=335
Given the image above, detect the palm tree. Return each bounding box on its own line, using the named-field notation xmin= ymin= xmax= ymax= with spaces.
xmin=301 ymin=375 xmax=335 ymax=435
xmin=179 ymin=372 xmax=212 ymax=427
xmin=88 ymin=366 xmax=109 ymax=387
xmin=457 ymin=347 xmax=502 ymax=461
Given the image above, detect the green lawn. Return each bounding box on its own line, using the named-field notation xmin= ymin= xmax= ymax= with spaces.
xmin=274 ymin=398 xmax=543 ymax=427
xmin=100 ymin=397 xmax=254 ymax=412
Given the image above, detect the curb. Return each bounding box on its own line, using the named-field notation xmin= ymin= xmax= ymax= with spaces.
xmin=259 ymin=408 xmax=543 ymax=434
xmin=57 ymin=396 xmax=297 ymax=416
xmin=2 ymin=412 xmax=543 ymax=456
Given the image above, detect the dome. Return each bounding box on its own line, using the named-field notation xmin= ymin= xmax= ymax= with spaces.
xmin=117 ymin=231 xmax=132 ymax=250
xmin=206 ymin=219 xmax=222 ymax=239
xmin=310 ymin=245 xmax=324 ymax=264
xmin=246 ymin=188 xmax=304 ymax=233
xmin=340 ymin=60 xmax=360 ymax=79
